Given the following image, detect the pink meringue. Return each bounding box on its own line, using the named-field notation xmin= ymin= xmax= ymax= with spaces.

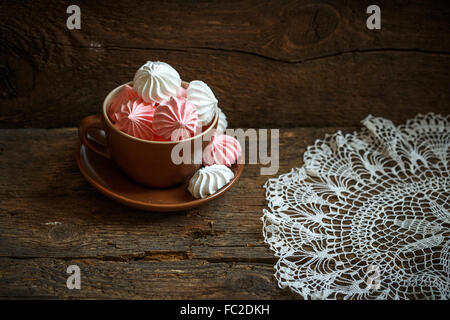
xmin=203 ymin=134 xmax=242 ymax=167
xmin=177 ymin=86 xmax=187 ymax=99
xmin=152 ymin=97 xmax=198 ymax=141
xmin=114 ymin=99 xmax=157 ymax=140
xmin=109 ymin=85 xmax=140 ymax=122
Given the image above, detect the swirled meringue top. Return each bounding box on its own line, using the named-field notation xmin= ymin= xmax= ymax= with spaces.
xmin=203 ymin=134 xmax=242 ymax=167
xmin=133 ymin=61 xmax=181 ymax=103
xmin=217 ymin=107 xmax=228 ymax=134
xmin=114 ymin=99 xmax=157 ymax=140
xmin=186 ymin=80 xmax=218 ymax=126
xmin=188 ymin=164 xmax=234 ymax=199
xmin=109 ymin=85 xmax=139 ymax=123
xmin=152 ymin=96 xmax=198 ymax=141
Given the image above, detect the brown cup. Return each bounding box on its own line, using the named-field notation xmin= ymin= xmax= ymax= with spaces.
xmin=79 ymin=82 xmax=218 ymax=188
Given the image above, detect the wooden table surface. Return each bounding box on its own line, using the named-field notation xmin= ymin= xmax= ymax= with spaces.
xmin=0 ymin=127 xmax=354 ymax=299
xmin=0 ymin=0 xmax=448 ymax=299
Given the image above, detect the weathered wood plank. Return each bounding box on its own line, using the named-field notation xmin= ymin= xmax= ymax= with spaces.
xmin=1 ymin=126 xmax=352 ymax=298
xmin=2 ymin=0 xmax=449 ymax=62
xmin=1 ymin=1 xmax=449 ymax=128
xmin=0 ymin=258 xmax=299 ymax=299
xmin=0 ymin=127 xmax=349 ymax=260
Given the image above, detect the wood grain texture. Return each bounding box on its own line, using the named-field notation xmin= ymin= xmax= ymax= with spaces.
xmin=0 ymin=259 xmax=289 ymax=299
xmin=1 ymin=0 xmax=449 ymax=128
xmin=0 ymin=126 xmax=353 ymax=299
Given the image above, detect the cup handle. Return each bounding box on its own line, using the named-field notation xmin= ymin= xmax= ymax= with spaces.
xmin=79 ymin=115 xmax=111 ymax=159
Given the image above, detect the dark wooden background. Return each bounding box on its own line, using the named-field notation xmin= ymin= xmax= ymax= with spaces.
xmin=0 ymin=0 xmax=449 ymax=299
xmin=1 ymin=0 xmax=449 ymax=129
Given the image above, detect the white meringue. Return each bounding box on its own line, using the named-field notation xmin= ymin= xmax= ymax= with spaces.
xmin=133 ymin=61 xmax=181 ymax=103
xmin=186 ymin=80 xmax=218 ymax=126
xmin=217 ymin=107 xmax=228 ymax=134
xmin=188 ymin=164 xmax=234 ymax=199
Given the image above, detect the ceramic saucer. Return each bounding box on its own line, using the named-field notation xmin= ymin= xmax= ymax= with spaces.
xmin=76 ymin=142 xmax=244 ymax=212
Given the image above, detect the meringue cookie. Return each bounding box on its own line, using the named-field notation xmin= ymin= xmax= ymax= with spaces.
xmin=177 ymin=86 xmax=187 ymax=99
xmin=109 ymin=85 xmax=139 ymax=122
xmin=133 ymin=61 xmax=181 ymax=103
xmin=188 ymin=164 xmax=234 ymax=199
xmin=186 ymin=80 xmax=218 ymax=126
xmin=217 ymin=107 xmax=228 ymax=134
xmin=114 ymin=99 xmax=157 ymax=140
xmin=152 ymin=96 xmax=198 ymax=141
xmin=203 ymin=134 xmax=242 ymax=167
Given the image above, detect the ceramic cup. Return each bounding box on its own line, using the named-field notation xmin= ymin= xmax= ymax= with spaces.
xmin=79 ymin=82 xmax=218 ymax=188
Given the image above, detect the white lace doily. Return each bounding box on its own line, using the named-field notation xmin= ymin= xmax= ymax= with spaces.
xmin=262 ymin=113 xmax=449 ymax=299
